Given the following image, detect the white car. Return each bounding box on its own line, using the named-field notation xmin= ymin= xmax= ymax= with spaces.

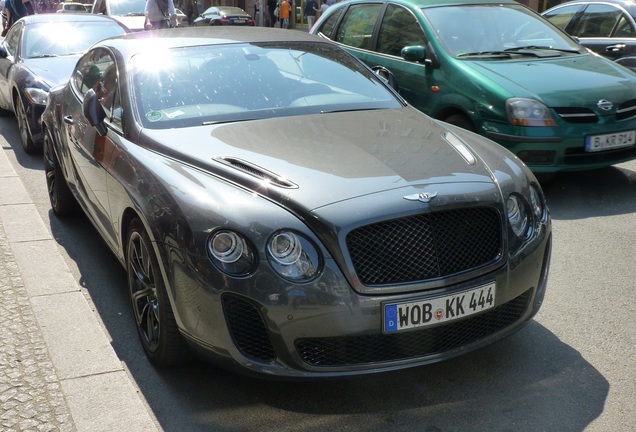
xmin=92 ymin=0 xmax=146 ymax=31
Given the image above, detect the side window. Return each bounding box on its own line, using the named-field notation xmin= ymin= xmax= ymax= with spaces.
xmin=573 ymin=4 xmax=622 ymax=37
xmin=71 ymin=49 xmax=122 ymax=128
xmin=4 ymin=22 xmax=23 ymax=57
xmin=543 ymin=5 xmax=581 ymax=31
xmin=615 ymin=15 xmax=636 ymax=37
xmin=377 ymin=5 xmax=426 ymax=57
xmin=316 ymin=7 xmax=345 ymax=39
xmin=335 ymin=4 xmax=382 ymax=50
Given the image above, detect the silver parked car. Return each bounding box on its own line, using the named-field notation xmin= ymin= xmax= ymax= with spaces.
xmin=41 ymin=27 xmax=551 ymax=378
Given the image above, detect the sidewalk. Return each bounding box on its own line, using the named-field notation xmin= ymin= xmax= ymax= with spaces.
xmin=0 ymin=145 xmax=159 ymax=431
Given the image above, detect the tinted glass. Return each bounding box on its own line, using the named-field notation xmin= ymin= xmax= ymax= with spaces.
xmin=377 ymin=4 xmax=426 ymax=56
xmin=130 ymin=42 xmax=401 ymax=129
xmin=108 ymin=0 xmax=146 ymax=15
xmin=316 ymin=6 xmax=345 ymax=39
xmin=543 ymin=4 xmax=581 ymax=30
xmin=335 ymin=4 xmax=382 ymax=50
xmin=572 ymin=4 xmax=623 ymax=37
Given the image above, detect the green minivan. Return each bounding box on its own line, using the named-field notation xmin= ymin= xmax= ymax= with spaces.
xmin=311 ymin=0 xmax=636 ymax=174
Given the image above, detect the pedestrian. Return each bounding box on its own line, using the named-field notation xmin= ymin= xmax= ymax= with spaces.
xmin=304 ymin=0 xmax=317 ymax=29
xmin=184 ymin=0 xmax=194 ymax=26
xmin=267 ymin=0 xmax=276 ymax=27
xmin=144 ymin=0 xmax=178 ymax=30
xmin=319 ymin=0 xmax=328 ymax=16
xmin=279 ymin=0 xmax=290 ymax=29
xmin=4 ymin=0 xmax=28 ymax=33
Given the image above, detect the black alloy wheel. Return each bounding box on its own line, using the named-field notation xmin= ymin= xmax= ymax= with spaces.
xmin=43 ymin=130 xmax=77 ymax=216
xmin=15 ymin=95 xmax=37 ymax=154
xmin=127 ymin=218 xmax=188 ymax=367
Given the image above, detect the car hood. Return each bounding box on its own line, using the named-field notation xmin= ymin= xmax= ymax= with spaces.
xmin=140 ymin=108 xmax=508 ymax=211
xmin=467 ymin=54 xmax=636 ymax=105
xmin=23 ymin=56 xmax=81 ymax=89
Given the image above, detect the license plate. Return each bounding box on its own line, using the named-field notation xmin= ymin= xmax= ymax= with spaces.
xmin=585 ymin=130 xmax=636 ymax=152
xmin=234 ymin=19 xmax=245 ymax=23
xmin=383 ymin=282 xmax=496 ymax=333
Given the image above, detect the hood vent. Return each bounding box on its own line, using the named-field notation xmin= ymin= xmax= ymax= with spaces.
xmin=216 ymin=157 xmax=298 ymax=189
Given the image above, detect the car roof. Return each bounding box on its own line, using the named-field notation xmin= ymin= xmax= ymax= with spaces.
xmin=545 ymin=0 xmax=636 ymax=8
xmin=92 ymin=27 xmax=332 ymax=59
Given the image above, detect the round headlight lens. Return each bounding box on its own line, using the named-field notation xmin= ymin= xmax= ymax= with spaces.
xmin=507 ymin=195 xmax=529 ymax=238
xmin=267 ymin=231 xmax=321 ymax=282
xmin=269 ymin=232 xmax=302 ymax=265
xmin=207 ymin=230 xmax=256 ymax=276
xmin=210 ymin=231 xmax=244 ymax=263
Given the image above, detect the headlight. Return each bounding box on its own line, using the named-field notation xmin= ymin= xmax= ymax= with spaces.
xmin=267 ymin=231 xmax=321 ymax=282
xmin=24 ymin=87 xmax=49 ymax=106
xmin=528 ymin=184 xmax=547 ymax=223
xmin=507 ymin=194 xmax=530 ymax=239
xmin=506 ymin=98 xmax=556 ymax=127
xmin=207 ymin=230 xmax=256 ymax=276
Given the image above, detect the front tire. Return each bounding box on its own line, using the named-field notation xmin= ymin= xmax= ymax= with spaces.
xmin=43 ymin=129 xmax=77 ymax=216
xmin=127 ymin=219 xmax=188 ymax=367
xmin=16 ymin=96 xmax=37 ymax=154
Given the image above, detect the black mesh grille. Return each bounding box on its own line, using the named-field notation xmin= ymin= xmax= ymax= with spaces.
xmin=346 ymin=207 xmax=502 ymax=286
xmin=222 ymin=294 xmax=276 ymax=362
xmin=296 ymin=289 xmax=532 ymax=367
xmin=617 ymin=99 xmax=636 ymax=121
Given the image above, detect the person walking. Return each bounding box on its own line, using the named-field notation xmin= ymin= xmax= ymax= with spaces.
xmin=144 ymin=0 xmax=178 ymax=30
xmin=304 ymin=0 xmax=317 ymax=29
xmin=279 ymin=0 xmax=290 ymax=29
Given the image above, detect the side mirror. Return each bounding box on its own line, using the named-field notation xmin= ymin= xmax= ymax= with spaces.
xmin=372 ymin=65 xmax=399 ymax=92
xmin=82 ymin=89 xmax=108 ymax=136
xmin=401 ymin=45 xmax=427 ymax=62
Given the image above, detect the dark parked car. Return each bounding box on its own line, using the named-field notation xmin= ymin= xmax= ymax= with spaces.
xmin=41 ymin=27 xmax=551 ymax=378
xmin=543 ymin=0 xmax=636 ymax=69
xmin=0 ymin=14 xmax=128 ymax=153
xmin=311 ymin=0 xmax=636 ymax=175
xmin=192 ymin=6 xmax=255 ymax=26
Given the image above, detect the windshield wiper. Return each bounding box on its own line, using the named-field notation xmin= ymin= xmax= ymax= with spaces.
xmin=29 ymin=54 xmax=59 ymax=58
xmin=456 ymin=51 xmax=514 ymax=58
xmin=121 ymin=12 xmax=144 ymax=16
xmin=505 ymin=46 xmax=581 ymax=55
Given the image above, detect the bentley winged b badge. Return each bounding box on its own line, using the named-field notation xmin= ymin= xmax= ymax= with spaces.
xmin=403 ymin=192 xmax=438 ymax=203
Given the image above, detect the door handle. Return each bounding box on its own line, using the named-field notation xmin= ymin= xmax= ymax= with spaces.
xmin=606 ymin=44 xmax=626 ymax=53
xmin=63 ymin=115 xmax=74 ymax=125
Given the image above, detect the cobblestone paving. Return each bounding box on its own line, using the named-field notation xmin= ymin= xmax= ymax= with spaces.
xmin=0 ymin=219 xmax=76 ymax=432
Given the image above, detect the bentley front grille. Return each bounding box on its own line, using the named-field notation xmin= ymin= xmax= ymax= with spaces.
xmin=346 ymin=207 xmax=502 ymax=286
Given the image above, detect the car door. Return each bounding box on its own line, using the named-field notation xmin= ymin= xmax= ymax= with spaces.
xmin=546 ymin=3 xmax=636 ymax=61
xmin=63 ymin=48 xmax=123 ymax=251
xmin=317 ymin=2 xmax=434 ymax=116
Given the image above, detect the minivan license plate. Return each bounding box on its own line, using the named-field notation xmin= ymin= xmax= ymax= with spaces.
xmin=383 ymin=282 xmax=496 ymax=333
xmin=585 ymin=130 xmax=636 ymax=152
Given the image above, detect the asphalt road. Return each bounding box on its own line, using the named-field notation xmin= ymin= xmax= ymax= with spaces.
xmin=1 ymin=114 xmax=634 ymax=432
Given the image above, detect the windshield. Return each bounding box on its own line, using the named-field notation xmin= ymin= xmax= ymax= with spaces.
xmin=131 ymin=42 xmax=402 ymax=129
xmin=23 ymin=21 xmax=126 ymax=58
xmin=424 ymin=4 xmax=583 ymax=58
xmin=109 ymin=0 xmax=146 ymax=15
